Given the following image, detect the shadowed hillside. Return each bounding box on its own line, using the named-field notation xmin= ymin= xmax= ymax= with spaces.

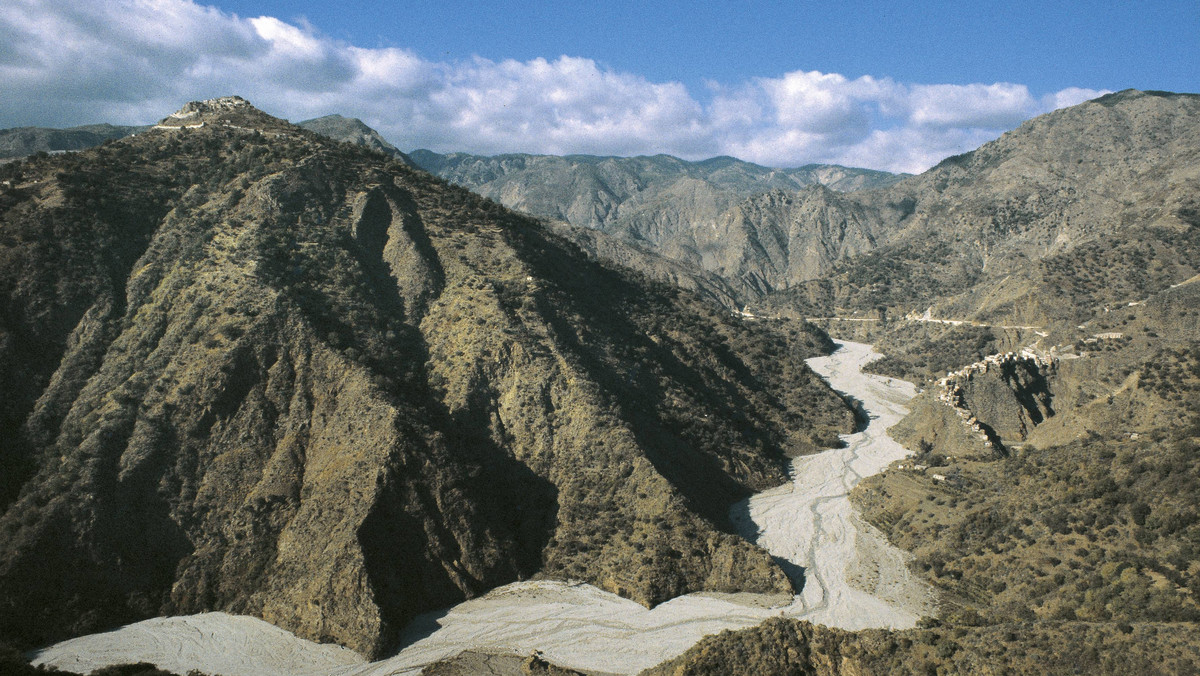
xmin=0 ymin=97 xmax=853 ymax=656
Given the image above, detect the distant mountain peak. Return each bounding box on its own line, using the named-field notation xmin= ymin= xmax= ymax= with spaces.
xmin=299 ymin=113 xmax=375 ymax=135
xmin=296 ymin=113 xmax=414 ymax=165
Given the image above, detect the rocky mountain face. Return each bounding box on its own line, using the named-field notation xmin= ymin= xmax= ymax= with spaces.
xmin=410 ymin=150 xmax=902 ymax=299
xmin=0 ymin=97 xmax=854 ymax=656
xmin=696 ymin=186 xmax=883 ymax=296
xmin=0 ymin=123 xmax=148 ymax=160
xmin=762 ymin=90 xmax=1200 ymax=326
xmin=542 ymin=220 xmax=746 ymax=309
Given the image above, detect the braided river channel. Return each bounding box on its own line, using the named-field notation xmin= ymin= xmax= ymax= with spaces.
xmin=35 ymin=340 xmax=933 ymax=676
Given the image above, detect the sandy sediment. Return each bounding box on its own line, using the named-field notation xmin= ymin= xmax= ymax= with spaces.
xmin=735 ymin=340 xmax=935 ymax=630
xmin=29 ymin=612 xmax=364 ymax=676
xmin=32 ymin=341 xmax=932 ymax=676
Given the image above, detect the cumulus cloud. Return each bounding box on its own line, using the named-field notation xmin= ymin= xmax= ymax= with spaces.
xmin=0 ymin=0 xmax=1109 ymax=173
xmin=906 ymin=83 xmax=1035 ymax=129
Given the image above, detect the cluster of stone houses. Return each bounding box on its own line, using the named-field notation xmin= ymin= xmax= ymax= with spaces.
xmin=932 ymin=350 xmax=1056 ymax=451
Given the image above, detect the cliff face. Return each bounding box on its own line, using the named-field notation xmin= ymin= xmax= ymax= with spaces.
xmin=888 ymin=352 xmax=1056 ymax=460
xmin=941 ymin=352 xmax=1056 ymax=449
xmin=955 ymin=358 xmax=1053 ymax=445
xmin=0 ymin=98 xmax=854 ymax=655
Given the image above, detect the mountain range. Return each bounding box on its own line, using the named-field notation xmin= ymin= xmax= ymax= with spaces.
xmin=760 ymin=89 xmax=1200 ymax=327
xmin=0 ymin=96 xmax=851 ymax=657
xmin=0 ymin=124 xmax=150 ymax=160
xmin=411 ymin=90 xmax=1200 ymax=322
xmin=408 ymin=150 xmax=903 ymax=300
xmin=2 ymin=89 xmax=1199 ymax=674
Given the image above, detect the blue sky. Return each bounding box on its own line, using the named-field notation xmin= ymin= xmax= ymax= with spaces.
xmin=209 ymin=0 xmax=1198 ymax=97
xmin=2 ymin=0 xmax=1196 ymax=171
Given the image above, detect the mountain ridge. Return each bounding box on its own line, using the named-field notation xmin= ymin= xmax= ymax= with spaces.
xmin=409 ymin=149 xmax=904 ymax=300
xmin=0 ymin=123 xmax=150 ymax=160
xmin=757 ymin=88 xmax=1200 ymax=325
xmin=295 ymin=114 xmax=415 ymax=165
xmin=0 ymin=97 xmax=853 ymax=656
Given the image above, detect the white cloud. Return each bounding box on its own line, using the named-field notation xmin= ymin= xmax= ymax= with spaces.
xmin=906 ymin=83 xmax=1035 ymax=129
xmin=416 ymin=55 xmax=709 ymax=157
xmin=1042 ymin=86 xmax=1108 ymax=111
xmin=0 ymin=0 xmax=1110 ymax=173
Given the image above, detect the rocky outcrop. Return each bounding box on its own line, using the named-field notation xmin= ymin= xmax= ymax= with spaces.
xmin=887 ymin=350 xmax=1056 ymax=459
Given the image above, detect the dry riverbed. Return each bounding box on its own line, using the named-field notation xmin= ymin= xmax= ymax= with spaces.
xmin=32 ymin=341 xmax=932 ymax=676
